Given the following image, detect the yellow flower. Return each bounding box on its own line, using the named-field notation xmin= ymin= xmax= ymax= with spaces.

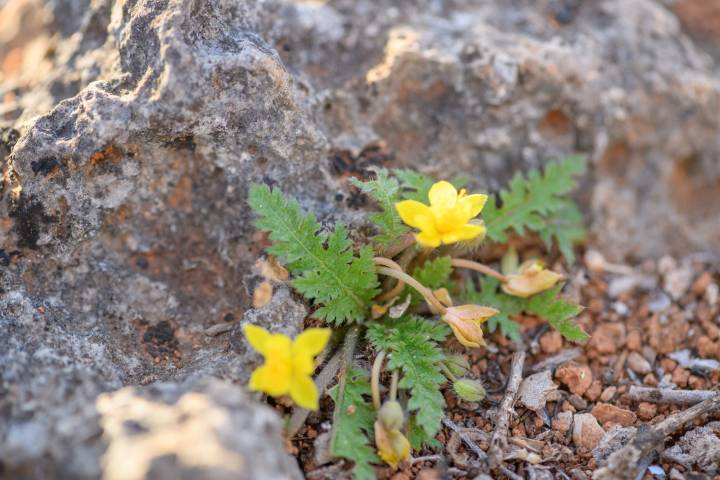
xmin=442 ymin=305 xmax=499 ymax=348
xmin=374 ymin=421 xmax=410 ymax=469
xmin=243 ymin=324 xmax=330 ymax=410
xmin=395 ymin=181 xmax=487 ymax=248
xmin=502 ymin=260 xmax=564 ymax=298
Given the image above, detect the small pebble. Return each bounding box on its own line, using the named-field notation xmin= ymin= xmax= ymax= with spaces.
xmin=600 ymin=386 xmax=617 ymax=402
xmin=648 ymin=293 xmax=671 ymax=313
xmin=627 ymin=351 xmax=652 ymax=374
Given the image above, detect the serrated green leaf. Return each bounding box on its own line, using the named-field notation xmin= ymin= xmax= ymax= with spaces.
xmin=464 ymin=276 xmax=587 ymax=342
xmin=248 ymin=183 xmax=379 ymax=324
xmin=482 ymin=156 xmax=586 ymax=262
xmin=328 ymin=368 xmax=378 ymax=480
xmin=350 ymin=167 xmax=409 ymax=246
xmin=465 ymin=277 xmax=524 ymax=342
xmin=526 ymin=285 xmax=589 ymax=342
xmin=367 ymin=317 xmax=449 ymax=446
xmin=394 ymin=168 xmax=435 ymax=202
xmin=408 ymin=415 xmax=442 ymax=450
xmin=406 ymin=256 xmax=453 ymax=304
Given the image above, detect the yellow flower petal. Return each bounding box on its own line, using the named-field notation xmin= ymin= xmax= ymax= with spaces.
xmin=293 ymin=328 xmax=331 ymax=357
xmin=243 ymin=324 xmax=270 ymax=355
xmin=248 ymin=365 xmax=267 ymax=391
xmin=457 ymin=193 xmax=488 ymax=218
xmin=290 ymin=374 xmax=319 ymax=410
xmin=374 ymin=421 xmax=410 ymax=469
xmin=395 ymin=200 xmax=434 ymax=230
xmin=415 ymin=231 xmax=442 ymax=247
xmin=440 ymin=223 xmax=485 ymax=244
xmin=259 ymin=358 xmax=292 ymax=396
xmin=428 ymin=180 xmax=458 ymax=209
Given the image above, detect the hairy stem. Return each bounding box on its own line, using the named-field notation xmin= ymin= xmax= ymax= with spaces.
xmin=375 ymin=265 xmax=446 ymax=313
xmin=389 ymin=370 xmax=399 ymax=402
xmin=440 ymin=363 xmax=458 ymax=382
xmin=371 ymin=350 xmax=387 ymax=410
xmin=330 ymin=325 xmax=360 ymax=453
xmin=451 ymin=258 xmax=507 ymax=282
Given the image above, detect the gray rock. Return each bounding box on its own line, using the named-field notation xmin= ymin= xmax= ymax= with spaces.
xmin=2 ymin=0 xmax=720 ymax=477
xmin=96 ymin=377 xmax=303 ymax=480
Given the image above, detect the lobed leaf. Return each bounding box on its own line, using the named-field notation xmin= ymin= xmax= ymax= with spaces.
xmin=328 ymin=369 xmax=378 ymax=480
xmin=350 ymin=167 xmax=409 ymax=246
xmin=367 ymin=317 xmax=449 ymax=448
xmin=482 ymin=156 xmax=586 ymax=263
xmin=248 ymin=183 xmax=379 ymax=324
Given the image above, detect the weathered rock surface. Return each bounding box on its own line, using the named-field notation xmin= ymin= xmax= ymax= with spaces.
xmin=2 ymin=0 xmax=720 ymax=477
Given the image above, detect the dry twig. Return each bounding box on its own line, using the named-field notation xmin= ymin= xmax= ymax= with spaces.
xmin=442 ymin=417 xmax=488 ymax=464
xmin=593 ymin=395 xmax=720 ymax=479
xmin=628 ymin=386 xmax=720 ymax=405
xmin=489 ymin=349 xmax=527 ymax=470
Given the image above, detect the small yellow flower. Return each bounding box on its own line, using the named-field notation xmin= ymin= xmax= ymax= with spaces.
xmin=442 ymin=305 xmax=499 ymax=348
xmin=374 ymin=422 xmax=410 ymax=469
xmin=395 ymin=181 xmax=487 ymax=248
xmin=502 ymin=260 xmax=564 ymax=298
xmin=243 ymin=324 xmax=330 ymax=410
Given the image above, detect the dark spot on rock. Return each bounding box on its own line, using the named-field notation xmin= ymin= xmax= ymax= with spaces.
xmin=553 ymin=0 xmax=582 ymax=24
xmin=143 ymin=320 xmax=179 ymax=361
xmin=223 ymin=312 xmax=235 ymax=322
xmin=9 ymin=195 xmax=56 ymax=249
xmin=346 ymin=188 xmax=367 ymax=209
xmin=1 ymin=127 xmax=20 ymax=151
xmin=135 ymin=256 xmax=149 ymax=269
xmin=330 ymin=142 xmax=396 ymax=178
xmin=30 ymin=157 xmax=60 ymax=176
xmin=163 ymin=135 xmax=196 ymax=152
xmin=123 ymin=420 xmax=149 ymax=435
xmin=334 ymin=193 xmax=344 ymax=202
xmin=0 ymin=250 xmax=9 ymax=267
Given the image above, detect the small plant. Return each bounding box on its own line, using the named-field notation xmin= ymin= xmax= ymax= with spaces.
xmin=245 ymin=157 xmax=589 ymax=479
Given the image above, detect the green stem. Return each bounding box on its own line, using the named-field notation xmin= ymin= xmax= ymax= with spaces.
xmin=450 ymin=258 xmax=508 ymax=282
xmin=389 ymin=370 xmax=399 ymax=402
xmin=375 ymin=265 xmax=446 ymax=314
xmin=329 ymin=325 xmax=360 ymax=453
xmin=440 ymin=363 xmax=458 ymax=382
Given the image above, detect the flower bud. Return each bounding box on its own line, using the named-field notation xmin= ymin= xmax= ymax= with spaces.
xmin=374 ymin=420 xmax=410 ymax=469
xmin=378 ymin=401 xmax=405 ymax=431
xmin=442 ymin=304 xmax=498 ymax=348
xmin=453 ymin=378 xmax=486 ymax=402
xmin=501 ymin=259 xmax=563 ymax=298
xmin=444 ymin=353 xmax=470 ymax=378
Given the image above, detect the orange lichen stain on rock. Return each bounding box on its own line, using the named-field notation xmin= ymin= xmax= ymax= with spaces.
xmin=673 ymin=0 xmax=720 ymax=42
xmin=167 ymin=175 xmax=193 ymax=212
xmin=597 ymin=139 xmax=630 ymax=178
xmin=668 ymin=155 xmax=720 ymax=223
xmin=88 ymin=145 xmax=124 ymax=170
xmin=538 ymin=109 xmax=573 ymax=139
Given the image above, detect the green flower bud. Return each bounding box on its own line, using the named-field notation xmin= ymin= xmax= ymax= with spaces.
xmin=378 ymin=401 xmax=405 ymax=431
xmin=453 ymin=379 xmax=486 ymax=402
xmin=444 ymin=354 xmax=470 ymax=378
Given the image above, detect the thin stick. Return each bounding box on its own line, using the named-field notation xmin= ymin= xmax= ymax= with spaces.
xmin=488 ymin=349 xmax=527 ymax=470
xmin=375 ymin=266 xmax=446 ymax=313
xmin=628 ymin=386 xmax=720 ymax=405
xmin=371 ymin=350 xmax=387 ymax=410
xmin=329 ymin=325 xmax=360 ymax=453
xmin=287 ymin=347 xmax=343 ymax=436
xmin=442 ymin=417 xmax=488 ymax=463
xmin=451 ymin=258 xmax=508 ymax=282
xmin=411 ymin=454 xmax=443 ymax=464
xmin=594 ymin=395 xmax=720 ymax=480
